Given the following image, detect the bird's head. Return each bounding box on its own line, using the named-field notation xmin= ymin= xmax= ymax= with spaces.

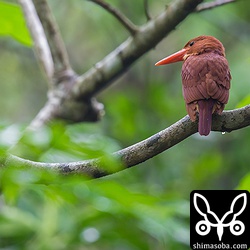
xmin=155 ymin=35 xmax=225 ymax=66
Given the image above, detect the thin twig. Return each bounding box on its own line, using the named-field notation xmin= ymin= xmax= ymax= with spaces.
xmin=144 ymin=0 xmax=151 ymax=21
xmin=32 ymin=0 xmax=73 ymax=79
xmin=2 ymin=105 xmax=250 ymax=177
xmin=196 ymin=0 xmax=236 ymax=12
xmin=28 ymin=94 xmax=61 ymax=130
xmin=89 ymin=0 xmax=139 ymax=35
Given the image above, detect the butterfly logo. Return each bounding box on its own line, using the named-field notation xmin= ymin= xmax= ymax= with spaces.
xmin=193 ymin=193 xmax=247 ymax=241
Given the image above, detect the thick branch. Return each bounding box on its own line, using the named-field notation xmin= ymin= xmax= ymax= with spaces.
xmin=29 ymin=0 xmax=203 ymax=128
xmin=2 ymin=105 xmax=250 ymax=178
xmin=73 ymin=0 xmax=203 ymax=99
xmin=21 ymin=0 xmax=237 ymax=128
xmin=29 ymin=83 xmax=104 ymax=130
xmin=89 ymin=0 xmax=138 ymax=35
xmin=23 ymin=0 xmax=104 ymax=129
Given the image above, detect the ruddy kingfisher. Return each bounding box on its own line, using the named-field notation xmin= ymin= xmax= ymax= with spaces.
xmin=155 ymin=35 xmax=231 ymax=136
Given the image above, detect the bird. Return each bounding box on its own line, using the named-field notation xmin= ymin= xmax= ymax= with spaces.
xmin=155 ymin=35 xmax=231 ymax=136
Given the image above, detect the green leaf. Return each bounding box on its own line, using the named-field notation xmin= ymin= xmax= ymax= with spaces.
xmin=237 ymin=173 xmax=250 ymax=191
xmin=236 ymin=94 xmax=250 ymax=108
xmin=0 ymin=1 xmax=32 ymax=46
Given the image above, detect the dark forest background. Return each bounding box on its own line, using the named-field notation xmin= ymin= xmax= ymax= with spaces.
xmin=0 ymin=0 xmax=250 ymax=249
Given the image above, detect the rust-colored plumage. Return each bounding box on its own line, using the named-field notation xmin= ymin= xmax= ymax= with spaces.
xmin=155 ymin=35 xmax=231 ymax=136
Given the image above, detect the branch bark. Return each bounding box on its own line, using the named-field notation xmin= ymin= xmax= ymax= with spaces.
xmin=19 ymin=0 xmax=237 ymax=129
xmin=32 ymin=0 xmax=73 ymax=79
xmin=18 ymin=0 xmax=54 ymax=80
xmin=19 ymin=0 xmax=204 ymax=129
xmin=19 ymin=0 xmax=104 ymax=129
xmin=73 ymin=0 xmax=204 ymax=99
xmin=2 ymin=105 xmax=250 ymax=178
xmin=11 ymin=0 xmax=246 ymax=177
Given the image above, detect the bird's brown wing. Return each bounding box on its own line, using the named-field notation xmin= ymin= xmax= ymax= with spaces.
xmin=181 ymin=53 xmax=231 ymax=120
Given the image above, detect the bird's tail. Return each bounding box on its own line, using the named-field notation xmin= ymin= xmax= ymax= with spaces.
xmin=197 ymin=99 xmax=215 ymax=136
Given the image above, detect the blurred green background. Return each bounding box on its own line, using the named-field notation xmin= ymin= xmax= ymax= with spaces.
xmin=0 ymin=0 xmax=250 ymax=249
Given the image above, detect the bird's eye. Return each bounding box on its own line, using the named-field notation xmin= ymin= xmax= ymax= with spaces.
xmin=189 ymin=41 xmax=195 ymax=46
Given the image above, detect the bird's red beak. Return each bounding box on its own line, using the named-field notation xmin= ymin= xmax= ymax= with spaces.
xmin=155 ymin=48 xmax=187 ymax=66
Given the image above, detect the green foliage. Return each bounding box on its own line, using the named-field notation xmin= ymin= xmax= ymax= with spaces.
xmin=0 ymin=1 xmax=32 ymax=46
xmin=238 ymin=173 xmax=250 ymax=190
xmin=236 ymin=94 xmax=250 ymax=108
xmin=4 ymin=123 xmax=122 ymax=173
xmin=0 ymin=164 xmax=190 ymax=250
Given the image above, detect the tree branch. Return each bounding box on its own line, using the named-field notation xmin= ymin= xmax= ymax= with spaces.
xmin=73 ymin=0 xmax=204 ymax=99
xmin=18 ymin=0 xmax=54 ymax=80
xmin=20 ymin=0 xmax=237 ymax=128
xmin=24 ymin=0 xmax=203 ymax=128
xmin=32 ymin=0 xmax=73 ymax=80
xmin=19 ymin=0 xmax=104 ymax=129
xmin=196 ymin=0 xmax=236 ymax=12
xmin=28 ymin=78 xmax=104 ymax=130
xmin=2 ymin=105 xmax=250 ymax=178
xmin=89 ymin=0 xmax=139 ymax=35
xmin=144 ymin=0 xmax=151 ymax=21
